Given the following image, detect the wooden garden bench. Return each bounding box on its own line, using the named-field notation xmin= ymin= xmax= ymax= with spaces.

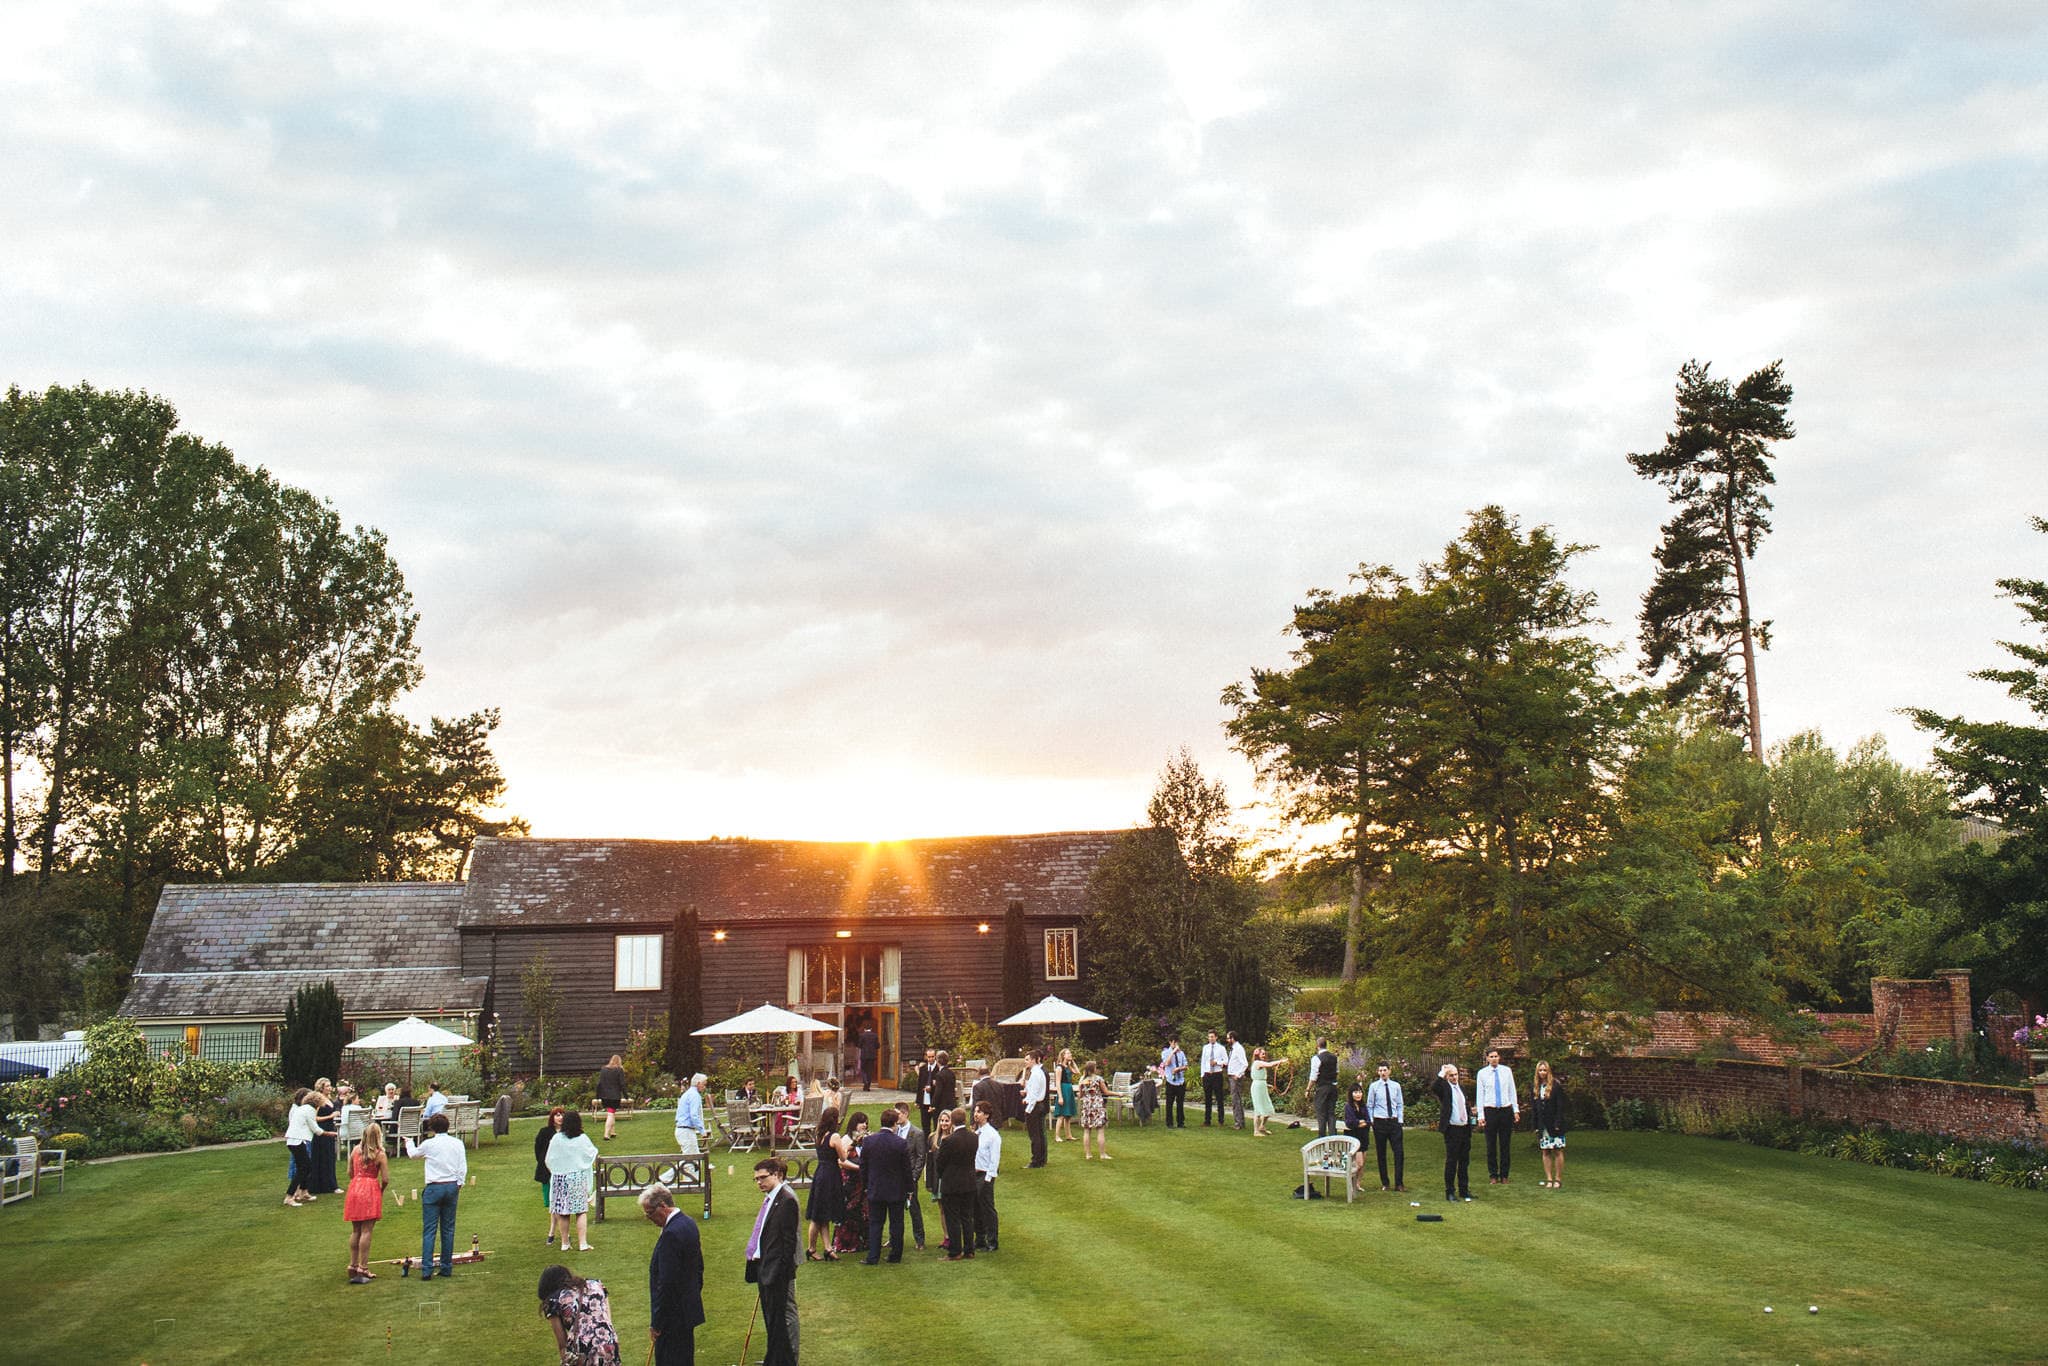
xmin=592 ymin=1152 xmax=712 ymax=1223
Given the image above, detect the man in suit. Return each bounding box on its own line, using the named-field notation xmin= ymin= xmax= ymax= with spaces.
xmin=1431 ymin=1064 xmax=1476 ymax=1202
xmin=934 ymin=1107 xmax=978 ymax=1259
xmin=639 ymin=1181 xmax=705 ymax=1365
xmin=1226 ymin=1031 xmax=1250 ymax=1130
xmin=1476 ymin=1048 xmax=1520 ymax=1185
xmin=861 ymin=1107 xmax=915 ymax=1264
xmin=1020 ymin=1048 xmax=1049 ymax=1168
xmin=857 ymin=1022 xmax=880 ymax=1091
xmin=744 ymin=1156 xmax=802 ymax=1366
xmin=1367 ymin=1062 xmax=1406 ymax=1192
xmin=894 ymin=1106 xmax=929 ymax=1251
xmin=969 ymin=1064 xmax=1003 ymax=1126
xmin=915 ymin=1046 xmax=939 ymax=1134
xmin=1310 ymin=1038 xmax=1340 ymax=1138
xmin=930 ymin=1050 xmax=957 ymax=1137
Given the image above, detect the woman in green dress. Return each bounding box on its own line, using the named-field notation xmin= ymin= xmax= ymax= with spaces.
xmin=1051 ymin=1047 xmax=1079 ymax=1142
xmin=1248 ymin=1047 xmax=1280 ymax=1137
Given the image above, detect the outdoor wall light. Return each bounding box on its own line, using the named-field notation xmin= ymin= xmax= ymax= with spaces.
xmin=834 ymin=929 xmax=852 ymax=939
xmin=976 ymin=922 xmax=990 ymax=934
xmin=711 ymin=929 xmax=727 ymax=942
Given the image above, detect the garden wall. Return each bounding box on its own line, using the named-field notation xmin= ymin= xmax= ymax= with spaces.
xmin=1578 ymin=1054 xmax=2047 ymax=1145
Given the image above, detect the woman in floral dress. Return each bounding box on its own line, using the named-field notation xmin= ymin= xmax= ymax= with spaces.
xmin=1077 ymin=1059 xmax=1111 ymax=1160
xmin=831 ymin=1112 xmax=870 ymax=1256
xmin=538 ymin=1264 xmax=621 ymax=1365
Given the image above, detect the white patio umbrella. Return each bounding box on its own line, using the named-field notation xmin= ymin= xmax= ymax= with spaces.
xmin=344 ymin=1014 xmax=475 ymax=1090
xmin=692 ymin=1003 xmax=842 ymax=1036
xmin=997 ymin=995 xmax=1109 ymax=1027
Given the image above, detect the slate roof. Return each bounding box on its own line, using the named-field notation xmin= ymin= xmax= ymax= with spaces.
xmin=119 ymin=883 xmax=483 ymax=1019
xmin=458 ymin=831 xmax=1143 ymax=929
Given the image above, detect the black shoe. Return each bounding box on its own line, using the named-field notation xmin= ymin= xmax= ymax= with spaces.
xmin=419 ymin=1273 xmax=434 ymax=1281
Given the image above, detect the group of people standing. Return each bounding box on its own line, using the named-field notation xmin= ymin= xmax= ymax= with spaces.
xmin=1301 ymin=1039 xmax=1571 ymax=1201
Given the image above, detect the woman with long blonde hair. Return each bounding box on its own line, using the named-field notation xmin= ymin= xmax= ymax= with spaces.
xmin=342 ymin=1122 xmax=390 ymax=1283
xmin=1531 ymin=1061 xmax=1568 ymax=1189
xmin=597 ymin=1053 xmax=627 ymax=1140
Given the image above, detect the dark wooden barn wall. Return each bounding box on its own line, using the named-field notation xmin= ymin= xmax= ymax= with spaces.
xmin=470 ymin=915 xmax=1092 ymax=1074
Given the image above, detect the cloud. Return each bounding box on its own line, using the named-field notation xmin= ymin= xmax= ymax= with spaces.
xmin=4 ymin=1 xmax=2045 ymax=840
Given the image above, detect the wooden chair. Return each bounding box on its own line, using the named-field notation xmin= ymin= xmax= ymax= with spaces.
xmin=1107 ymin=1071 xmax=1134 ymax=1122
xmin=446 ymin=1100 xmax=482 ymax=1148
xmin=1301 ymin=1134 xmax=1359 ymax=1203
xmin=393 ymin=1104 xmax=423 ymax=1154
xmin=789 ymin=1093 xmax=823 ymax=1147
xmin=723 ymin=1099 xmax=761 ymax=1153
xmin=29 ymin=1137 xmax=66 ymax=1194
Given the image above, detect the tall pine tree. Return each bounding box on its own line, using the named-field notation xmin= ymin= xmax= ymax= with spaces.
xmin=1628 ymin=360 xmax=1794 ymax=759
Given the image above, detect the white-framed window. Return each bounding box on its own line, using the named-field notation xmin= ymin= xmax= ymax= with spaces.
xmin=1044 ymin=927 xmax=1078 ymax=981
xmin=615 ymin=933 xmax=664 ymax=991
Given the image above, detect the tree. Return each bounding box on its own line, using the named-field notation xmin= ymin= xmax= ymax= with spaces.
xmin=279 ymin=981 xmax=345 ymax=1088
xmin=1087 ymin=753 xmax=1263 ymax=1023
xmin=1001 ymin=900 xmax=1030 ymax=1017
xmin=269 ymin=708 xmax=526 ymax=882
xmin=666 ymin=905 xmax=703 ymax=1079
xmin=1628 ymin=360 xmax=1795 ymax=759
xmin=520 ymin=953 xmax=563 ymax=1080
xmin=1220 ymin=949 xmax=1271 ymax=1044
xmin=1909 ymin=517 xmax=2048 ymax=998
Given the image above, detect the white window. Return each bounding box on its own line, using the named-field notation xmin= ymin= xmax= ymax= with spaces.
xmin=615 ymin=934 xmax=664 ymax=991
xmin=1044 ymin=927 xmax=1078 ymax=981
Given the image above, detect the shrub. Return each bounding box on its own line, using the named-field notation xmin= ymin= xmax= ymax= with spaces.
xmin=1290 ymin=987 xmax=1338 ymax=1016
xmin=1275 ymin=909 xmax=1347 ymax=976
xmin=279 ymin=982 xmax=345 ymax=1089
xmin=623 ymin=1014 xmax=671 ymax=1098
xmin=220 ymin=1082 xmax=290 ymax=1128
xmin=214 ymin=1118 xmax=276 ymax=1144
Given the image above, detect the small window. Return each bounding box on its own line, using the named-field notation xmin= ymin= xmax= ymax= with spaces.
xmin=263 ymin=1023 xmax=281 ymax=1055
xmin=1044 ymin=927 xmax=1078 ymax=981
xmin=616 ymin=934 xmax=664 ymax=991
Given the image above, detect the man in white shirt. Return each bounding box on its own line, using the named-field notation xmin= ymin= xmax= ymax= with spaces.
xmin=1366 ymin=1063 xmax=1406 ymax=1192
xmin=1198 ymin=1030 xmax=1228 ymax=1127
xmin=421 ymin=1080 xmax=448 ymax=1121
xmin=1021 ymin=1048 xmax=1049 ymax=1169
xmin=1477 ymin=1049 xmax=1520 ymax=1185
xmin=404 ymin=1112 xmax=469 ymax=1279
xmin=674 ymin=1073 xmax=709 ymax=1154
xmin=971 ymin=1100 xmax=1002 ymax=1252
xmin=1225 ymin=1031 xmax=1250 ymax=1130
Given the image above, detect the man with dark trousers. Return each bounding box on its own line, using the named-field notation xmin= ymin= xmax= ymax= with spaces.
xmin=930 ymin=1049 xmax=957 ymax=1124
xmin=1198 ymin=1029 xmax=1228 ymax=1126
xmin=1020 ymin=1048 xmax=1049 ymax=1168
xmin=861 ymin=1107 xmax=914 ymax=1264
xmin=857 ymin=1022 xmax=880 ymax=1091
xmin=743 ymin=1156 xmax=801 ymax=1366
xmin=893 ymin=1106 xmax=928 ymax=1251
xmin=915 ymin=1046 xmax=939 ymax=1135
xmin=639 ymin=1181 xmax=705 ymax=1365
xmin=1310 ymin=1037 xmax=1340 ymax=1138
xmin=1158 ymin=1037 xmax=1189 ymax=1129
xmin=971 ymin=1099 xmax=1002 ymax=1252
xmin=1431 ymin=1064 xmax=1476 ymax=1202
xmin=935 ymin=1107 xmax=979 ymax=1259
xmin=1367 ymin=1062 xmax=1406 ymax=1191
xmin=1476 ymin=1048 xmax=1520 ymax=1185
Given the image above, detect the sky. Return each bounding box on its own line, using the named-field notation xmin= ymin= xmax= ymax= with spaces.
xmin=4 ymin=2 xmax=2045 ymax=845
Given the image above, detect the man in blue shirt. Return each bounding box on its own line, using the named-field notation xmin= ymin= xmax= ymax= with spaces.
xmin=420 ymin=1080 xmax=448 ymax=1121
xmin=1366 ymin=1062 xmax=1406 ymax=1192
xmin=674 ymin=1073 xmax=709 ymax=1154
xmin=1158 ymin=1039 xmax=1188 ymax=1129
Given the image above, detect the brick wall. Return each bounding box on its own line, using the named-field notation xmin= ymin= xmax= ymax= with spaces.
xmin=1870 ymin=973 xmax=1972 ymax=1053
xmin=1577 ymin=1053 xmax=2047 ymax=1145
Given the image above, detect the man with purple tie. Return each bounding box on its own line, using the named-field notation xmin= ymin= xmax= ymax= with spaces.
xmin=744 ymin=1156 xmax=802 ymax=1366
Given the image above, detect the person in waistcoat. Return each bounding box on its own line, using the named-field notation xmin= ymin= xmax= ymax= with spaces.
xmin=1367 ymin=1063 xmax=1405 ymax=1192
xmin=1476 ymin=1049 xmax=1520 ymax=1185
xmin=1310 ymin=1038 xmax=1340 ymax=1138
xmin=744 ymin=1156 xmax=802 ymax=1366
xmin=1431 ymin=1064 xmax=1476 ymax=1202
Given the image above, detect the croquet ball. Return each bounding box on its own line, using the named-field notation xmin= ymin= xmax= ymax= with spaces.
xmin=1809 ymin=1306 xmax=1818 ymax=1314
xmin=1763 ymin=1307 xmax=1772 ymax=1314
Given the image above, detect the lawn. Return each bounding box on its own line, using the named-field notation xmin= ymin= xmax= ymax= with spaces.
xmin=3 ymin=1111 xmax=2043 ymax=1364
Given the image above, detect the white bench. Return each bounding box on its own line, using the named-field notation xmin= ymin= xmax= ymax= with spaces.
xmin=1301 ymin=1134 xmax=1359 ymax=1203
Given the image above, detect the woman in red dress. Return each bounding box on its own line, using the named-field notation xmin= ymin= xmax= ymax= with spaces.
xmin=343 ymin=1122 xmax=390 ymax=1284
